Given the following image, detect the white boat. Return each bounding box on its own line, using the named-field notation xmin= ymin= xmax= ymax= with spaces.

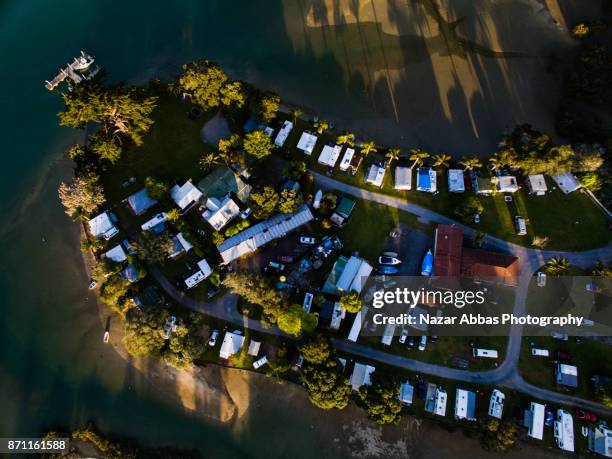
xmin=103 ymin=331 xmax=110 ymax=343
xmin=72 ymin=51 xmax=95 ymax=70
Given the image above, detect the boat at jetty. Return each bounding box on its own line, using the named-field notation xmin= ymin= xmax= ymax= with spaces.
xmin=45 ymin=51 xmax=99 ymax=91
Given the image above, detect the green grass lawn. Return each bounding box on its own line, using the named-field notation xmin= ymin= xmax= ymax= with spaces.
xmin=274 ymin=114 xmax=611 ymax=251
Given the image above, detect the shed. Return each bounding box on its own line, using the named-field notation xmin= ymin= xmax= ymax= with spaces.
xmin=394 ymin=166 xmax=412 ymax=190
xmin=297 ymin=131 xmax=318 ymax=155
xmin=448 ymin=169 xmax=465 ymax=193
xmin=318 ymin=145 xmax=342 ymax=167
xmin=527 ymin=174 xmax=547 ymax=195
xmin=365 ymin=163 xmax=386 ymax=188
xmin=416 ymin=168 xmax=437 ymax=193
xmin=553 ymin=173 xmax=581 ymax=194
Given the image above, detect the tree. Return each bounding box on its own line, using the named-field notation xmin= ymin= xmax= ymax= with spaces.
xmin=258 ymin=92 xmax=281 ymax=122
xmin=223 ymin=271 xmax=285 ymax=325
xmin=218 ymin=134 xmax=243 ymax=155
xmin=291 ymin=108 xmax=303 ymax=124
xmin=432 ymin=153 xmax=451 ymax=169
xmin=531 ymin=235 xmax=550 ymax=249
xmin=278 ymin=189 xmax=304 ymax=214
xmin=58 ymin=173 xmax=106 ymax=219
xmin=544 ymin=256 xmax=571 ymax=276
xmin=409 ymin=148 xmax=430 ymax=168
xmin=571 ymin=23 xmax=590 ymax=39
xmin=299 ymin=335 xmax=332 ymax=365
xmin=339 ymin=291 xmax=362 ymax=314
xmin=480 ymin=419 xmax=518 ymax=452
xmin=592 ymin=261 xmax=612 ymax=277
xmin=578 ymin=172 xmax=603 ymax=192
xmin=385 ymin=148 xmax=400 ymax=165
xmin=277 ymin=304 xmax=318 ymax=336
xmin=144 ymin=176 xmax=168 ymax=201
xmin=301 ymin=361 xmax=351 ymax=410
xmin=164 ymin=315 xmax=205 ymax=369
xmin=166 ymin=208 xmax=181 ymax=222
xmin=244 ymin=130 xmax=273 ymax=160
xmin=358 ymin=371 xmax=402 ymax=425
xmin=249 ymin=186 xmax=279 ymax=219
xmin=360 ymin=141 xmax=377 ymax=155
xmin=135 ymin=233 xmax=173 ymax=264
xmin=99 ymin=274 xmax=130 ymax=308
xmin=454 ymin=197 xmax=484 ymax=222
xmin=123 ymin=306 xmax=167 ymax=357
xmin=284 ymin=160 xmax=307 ymax=180
xmin=219 ymin=80 xmax=246 ymax=109
xmin=314 ymin=119 xmax=329 ymax=134
xmin=81 ymin=235 xmax=104 ymax=253
xmin=458 ymin=156 xmax=482 ymax=171
xmin=573 ymin=145 xmax=604 ymax=172
xmin=199 ymin=151 xmax=224 ymax=172
xmin=177 ymin=60 xmax=228 ymax=109
xmin=89 ymin=132 xmax=122 ymax=163
xmin=336 ymin=133 xmax=355 ymax=147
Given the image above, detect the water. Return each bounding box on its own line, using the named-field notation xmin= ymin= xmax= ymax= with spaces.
xmin=0 ymin=1 xmax=572 ymax=457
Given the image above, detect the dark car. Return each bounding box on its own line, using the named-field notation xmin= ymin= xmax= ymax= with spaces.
xmin=406 ymin=336 xmax=416 ymax=349
xmin=575 ymin=409 xmax=597 ymax=422
xmin=557 ymin=351 xmax=572 ymax=361
xmin=545 ymin=409 xmax=554 ymax=427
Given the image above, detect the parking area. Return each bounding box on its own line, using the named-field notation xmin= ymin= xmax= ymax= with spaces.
xmin=382 ymin=223 xmax=432 ymax=276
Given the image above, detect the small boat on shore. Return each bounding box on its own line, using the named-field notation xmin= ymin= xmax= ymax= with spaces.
xmin=103 ymin=331 xmax=110 ymax=343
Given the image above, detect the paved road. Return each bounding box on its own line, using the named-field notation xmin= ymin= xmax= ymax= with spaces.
xmin=152 ymin=171 xmax=612 ymax=415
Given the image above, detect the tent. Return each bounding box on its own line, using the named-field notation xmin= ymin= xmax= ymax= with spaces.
xmin=416 ymin=168 xmax=437 ymax=193
xmin=127 ymin=188 xmax=157 ymax=215
xmin=318 ymin=145 xmax=342 ymax=167
xmin=448 ymin=169 xmax=465 ymax=193
xmin=394 ymin=166 xmax=412 ymax=190
xmin=297 ymin=132 xmax=318 ymax=155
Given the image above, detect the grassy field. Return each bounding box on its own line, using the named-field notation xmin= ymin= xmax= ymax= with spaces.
xmin=274 ymin=114 xmax=611 ymax=251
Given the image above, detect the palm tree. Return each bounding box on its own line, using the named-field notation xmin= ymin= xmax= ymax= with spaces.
xmin=458 ymin=156 xmax=482 ymax=171
xmin=336 ymin=132 xmax=355 ymax=147
xmin=291 ymin=108 xmax=303 ymax=124
xmin=314 ymin=119 xmax=329 ymax=134
xmin=199 ymin=152 xmax=223 ymax=173
xmin=488 ymin=153 xmax=504 ymax=172
xmin=360 ymin=141 xmax=378 ymax=155
xmin=544 ymin=256 xmax=571 ymax=276
xmin=409 ymin=148 xmax=430 ymax=169
xmin=385 ymin=148 xmax=400 ymax=167
xmin=432 ymin=153 xmax=451 ymax=169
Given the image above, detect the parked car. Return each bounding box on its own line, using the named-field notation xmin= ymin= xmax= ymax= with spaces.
xmin=208 ymin=330 xmax=219 ymax=347
xmin=268 ymin=261 xmax=286 ymax=271
xmin=406 ymin=336 xmax=416 ymax=349
xmin=88 ymin=279 xmax=97 ymax=289
xmin=557 ymin=351 xmax=572 ymax=361
xmin=379 ymin=256 xmax=402 ymax=265
xmin=377 ymin=265 xmax=399 ymax=275
xmin=300 ymin=236 xmax=317 ymax=245
xmin=418 ymin=335 xmax=427 ymax=351
xmin=551 ymin=332 xmax=569 ymax=341
xmin=398 ymin=329 xmax=409 ymax=344
xmin=575 ymin=409 xmax=597 ymax=422
xmin=545 ymin=409 xmax=554 ymax=427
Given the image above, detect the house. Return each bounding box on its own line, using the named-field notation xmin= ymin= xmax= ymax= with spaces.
xmin=88 ymin=212 xmax=119 ymax=240
xmin=217 ymin=205 xmax=314 ymax=264
xmin=474 ymin=176 xmax=494 ymax=194
xmin=197 ymin=166 xmax=251 ymax=204
xmin=416 ymin=168 xmax=437 ymax=193
xmin=219 ymin=331 xmax=245 ymax=359
xmin=365 ymin=163 xmax=386 ymax=188
xmin=588 ymin=424 xmax=612 ymax=457
xmin=318 ymin=145 xmax=342 ymax=167
xmin=454 ymin=389 xmax=477 ymax=421
xmin=297 ymin=131 xmax=318 ymax=155
xmin=330 ymin=197 xmax=356 ymax=226
xmin=527 ymin=174 xmax=547 ymax=196
xmin=448 ymin=169 xmax=465 ymax=193
xmin=274 ymin=120 xmax=293 ymax=147
xmin=336 ymin=256 xmax=373 ymax=294
xmin=168 ymin=232 xmax=193 ymax=258
xmin=127 ymin=188 xmax=157 ymax=215
xmin=399 ymin=382 xmax=414 ymax=405
xmin=184 ymin=259 xmax=212 ymax=289
xmin=105 ymin=244 xmax=127 ymax=263
xmin=347 ymin=307 xmax=366 ymax=342
xmin=554 ymin=409 xmax=574 ymax=453
xmin=525 ymin=402 xmax=545 ymax=440
xmin=339 ymin=148 xmax=355 ymax=172
xmin=349 ymin=363 xmax=375 ymax=391
xmin=170 ymin=181 xmax=203 ymax=211
xmin=488 ymin=389 xmax=505 ymax=419
xmin=556 ymin=363 xmax=578 ymax=387
xmin=141 ymin=212 xmax=168 ymax=232
xmin=202 ymin=195 xmax=241 ymax=231
xmin=554 ymin=172 xmax=581 ymax=194
xmin=394 ymin=166 xmax=412 ymax=190
xmin=495 ymin=175 xmax=519 ymax=193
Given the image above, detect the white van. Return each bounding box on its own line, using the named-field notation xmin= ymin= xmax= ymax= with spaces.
xmin=515 ymin=216 xmax=527 ymax=236
xmin=531 ymin=348 xmax=550 ymax=357
xmin=473 ymin=348 xmax=498 ymax=359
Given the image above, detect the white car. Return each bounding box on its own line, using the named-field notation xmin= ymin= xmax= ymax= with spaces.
xmin=253 ymin=356 xmax=268 ymax=369
xmin=208 ymin=330 xmax=219 ymax=346
xmin=300 ymin=236 xmax=316 ymax=245
xmin=379 ymin=256 xmax=401 ymax=265
xmin=551 ymin=332 xmax=569 ymax=341
xmin=398 ymin=329 xmax=409 ymax=344
xmin=418 ymin=335 xmax=427 ymax=351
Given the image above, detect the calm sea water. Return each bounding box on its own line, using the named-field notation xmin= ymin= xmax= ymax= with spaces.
xmin=0 ymin=1 xmax=570 ymax=457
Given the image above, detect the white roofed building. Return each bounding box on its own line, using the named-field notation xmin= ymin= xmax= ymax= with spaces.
xmin=365 ymin=163 xmax=386 ymax=188
xmin=202 ymin=195 xmax=241 ymax=231
xmin=274 ymin=120 xmax=293 ymax=147
xmin=339 ymin=148 xmax=355 ymax=171
xmin=336 ymin=256 xmax=373 ymax=294
xmin=488 ymin=389 xmax=505 ymax=419
xmin=297 ymin=131 xmax=318 ymax=155
xmin=141 ymin=212 xmax=168 ymax=231
xmin=433 ymin=388 xmax=447 ymax=416
xmin=454 ymin=389 xmax=477 ymax=421
xmin=170 ymin=181 xmax=203 ymax=211
xmin=105 ymin=244 xmax=127 ymax=263
xmin=399 ymin=382 xmax=414 ymax=405
xmin=350 ymin=363 xmax=375 ymax=391
xmin=588 ymin=424 xmax=612 ymax=457
xmin=554 ymin=172 xmax=581 ymax=194
xmin=394 ymin=166 xmax=412 ymax=190
xmin=495 ymin=175 xmax=519 ymax=193
xmin=554 ymin=409 xmax=574 ymax=453
xmin=347 ymin=307 xmax=366 ymax=342
xmin=88 ymin=212 xmax=119 ymax=240
xmin=318 ymin=145 xmax=342 ymax=167
xmin=525 ymin=402 xmax=545 ymax=440
xmin=219 ymin=331 xmax=245 ymax=359
xmin=527 ymin=174 xmax=548 ymax=195
xmin=184 ymin=259 xmax=212 ymax=289
xmin=448 ymin=169 xmax=465 ymax=193
xmin=556 ymin=363 xmax=578 ymax=387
